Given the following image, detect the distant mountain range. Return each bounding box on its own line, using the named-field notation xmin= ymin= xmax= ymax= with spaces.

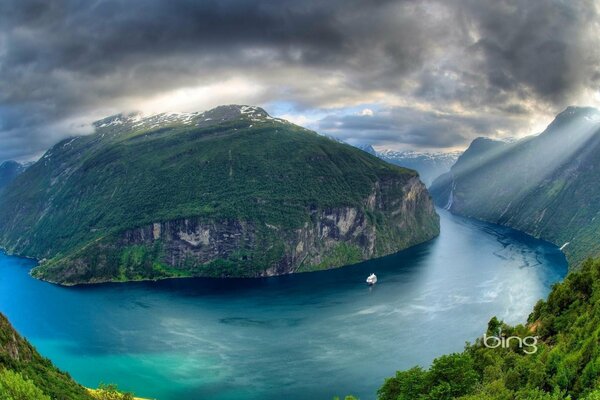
xmin=354 ymin=144 xmax=461 ymax=186
xmin=0 ymin=105 xmax=439 ymax=285
xmin=430 ymin=106 xmax=600 ymax=266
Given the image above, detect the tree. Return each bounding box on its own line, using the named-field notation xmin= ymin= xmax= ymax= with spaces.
xmin=0 ymin=369 xmax=51 ymax=400
xmin=90 ymin=383 xmax=134 ymax=400
xmin=378 ymin=366 xmax=428 ymax=400
xmin=427 ymin=353 xmax=479 ymax=399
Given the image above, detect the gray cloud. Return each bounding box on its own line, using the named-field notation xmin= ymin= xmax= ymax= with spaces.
xmin=0 ymin=0 xmax=599 ymax=161
xmin=317 ymin=107 xmax=528 ymax=149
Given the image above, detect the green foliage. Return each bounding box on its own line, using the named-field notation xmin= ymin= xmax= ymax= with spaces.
xmin=89 ymin=383 xmax=134 ymax=400
xmin=300 ymin=243 xmax=363 ymax=272
xmin=378 ymin=367 xmax=429 ymax=400
xmin=0 ymin=369 xmax=50 ymax=400
xmin=379 ymin=258 xmax=600 ymax=399
xmin=378 ymin=355 xmax=478 ymax=400
xmin=583 ymin=390 xmax=600 ymax=400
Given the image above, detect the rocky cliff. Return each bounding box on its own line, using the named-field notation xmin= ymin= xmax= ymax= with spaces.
xmin=33 ymin=175 xmax=437 ymax=284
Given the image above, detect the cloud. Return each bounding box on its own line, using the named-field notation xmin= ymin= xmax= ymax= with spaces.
xmin=460 ymin=0 xmax=600 ymax=103
xmin=0 ymin=0 xmax=599 ymax=160
xmin=317 ymin=107 xmax=530 ymax=150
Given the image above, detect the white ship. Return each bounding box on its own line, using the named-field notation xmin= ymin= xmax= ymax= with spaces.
xmin=366 ymin=273 xmax=377 ymax=285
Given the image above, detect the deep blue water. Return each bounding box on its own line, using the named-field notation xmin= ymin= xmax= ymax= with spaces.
xmin=0 ymin=210 xmax=567 ymax=400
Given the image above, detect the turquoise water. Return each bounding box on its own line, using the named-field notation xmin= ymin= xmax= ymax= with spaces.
xmin=0 ymin=210 xmax=567 ymax=400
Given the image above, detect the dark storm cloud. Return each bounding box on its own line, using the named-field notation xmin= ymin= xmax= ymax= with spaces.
xmin=463 ymin=0 xmax=600 ymax=102
xmin=0 ymin=0 xmax=599 ymax=160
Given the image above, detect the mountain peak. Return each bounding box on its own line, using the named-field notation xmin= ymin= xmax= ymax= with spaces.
xmin=214 ymin=104 xmax=269 ymax=117
xmin=0 ymin=160 xmax=21 ymax=169
xmin=91 ymin=105 xmax=278 ymax=134
xmin=355 ymin=144 xmax=377 ymax=155
xmin=546 ymin=106 xmax=600 ymax=133
xmin=92 ymin=112 xmax=141 ymax=128
xmin=557 ymin=106 xmax=600 ymax=118
xmin=200 ymin=104 xmax=271 ymax=122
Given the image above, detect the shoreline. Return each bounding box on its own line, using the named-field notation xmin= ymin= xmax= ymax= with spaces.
xmin=87 ymin=388 xmax=153 ymax=400
xmin=3 ymin=235 xmax=442 ymax=287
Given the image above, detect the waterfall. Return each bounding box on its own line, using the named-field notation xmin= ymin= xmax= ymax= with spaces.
xmin=444 ymin=178 xmax=456 ymax=210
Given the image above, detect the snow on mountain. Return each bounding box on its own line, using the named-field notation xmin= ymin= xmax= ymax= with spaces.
xmin=354 ymin=146 xmax=462 ymax=186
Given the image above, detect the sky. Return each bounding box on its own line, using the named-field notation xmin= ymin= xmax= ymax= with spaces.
xmin=1 ymin=0 xmax=600 ymax=162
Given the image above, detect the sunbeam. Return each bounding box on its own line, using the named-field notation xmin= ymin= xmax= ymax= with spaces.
xmin=433 ymin=107 xmax=600 ymax=216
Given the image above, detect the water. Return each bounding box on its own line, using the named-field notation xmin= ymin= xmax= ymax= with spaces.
xmin=0 ymin=210 xmax=567 ymax=400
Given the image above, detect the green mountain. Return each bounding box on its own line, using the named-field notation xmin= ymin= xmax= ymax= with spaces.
xmin=0 ymin=312 xmax=94 ymax=399
xmin=0 ymin=105 xmax=439 ymax=285
xmin=430 ymin=106 xmax=600 ymax=267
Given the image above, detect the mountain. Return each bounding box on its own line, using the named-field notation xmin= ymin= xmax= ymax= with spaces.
xmin=0 ymin=105 xmax=439 ymax=285
xmin=352 ymin=145 xmax=461 ymax=186
xmin=430 ymin=106 xmax=600 ymax=266
xmin=0 ymin=161 xmax=26 ymax=193
xmin=376 ymin=149 xmax=462 ymax=186
xmin=429 ymin=137 xmax=508 ymax=209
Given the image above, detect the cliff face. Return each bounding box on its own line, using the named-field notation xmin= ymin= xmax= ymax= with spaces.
xmin=33 ymin=176 xmax=438 ymax=284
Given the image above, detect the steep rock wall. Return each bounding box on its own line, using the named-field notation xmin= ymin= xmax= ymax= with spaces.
xmin=33 ymin=176 xmax=439 ymax=284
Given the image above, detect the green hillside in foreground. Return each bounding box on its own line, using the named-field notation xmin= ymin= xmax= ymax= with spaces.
xmin=0 ymin=312 xmax=137 ymax=399
xmin=430 ymin=107 xmax=600 ymax=267
xmin=0 ymin=312 xmax=93 ymax=399
xmin=0 ymin=105 xmax=438 ymax=285
xmin=378 ymin=257 xmax=600 ymax=400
